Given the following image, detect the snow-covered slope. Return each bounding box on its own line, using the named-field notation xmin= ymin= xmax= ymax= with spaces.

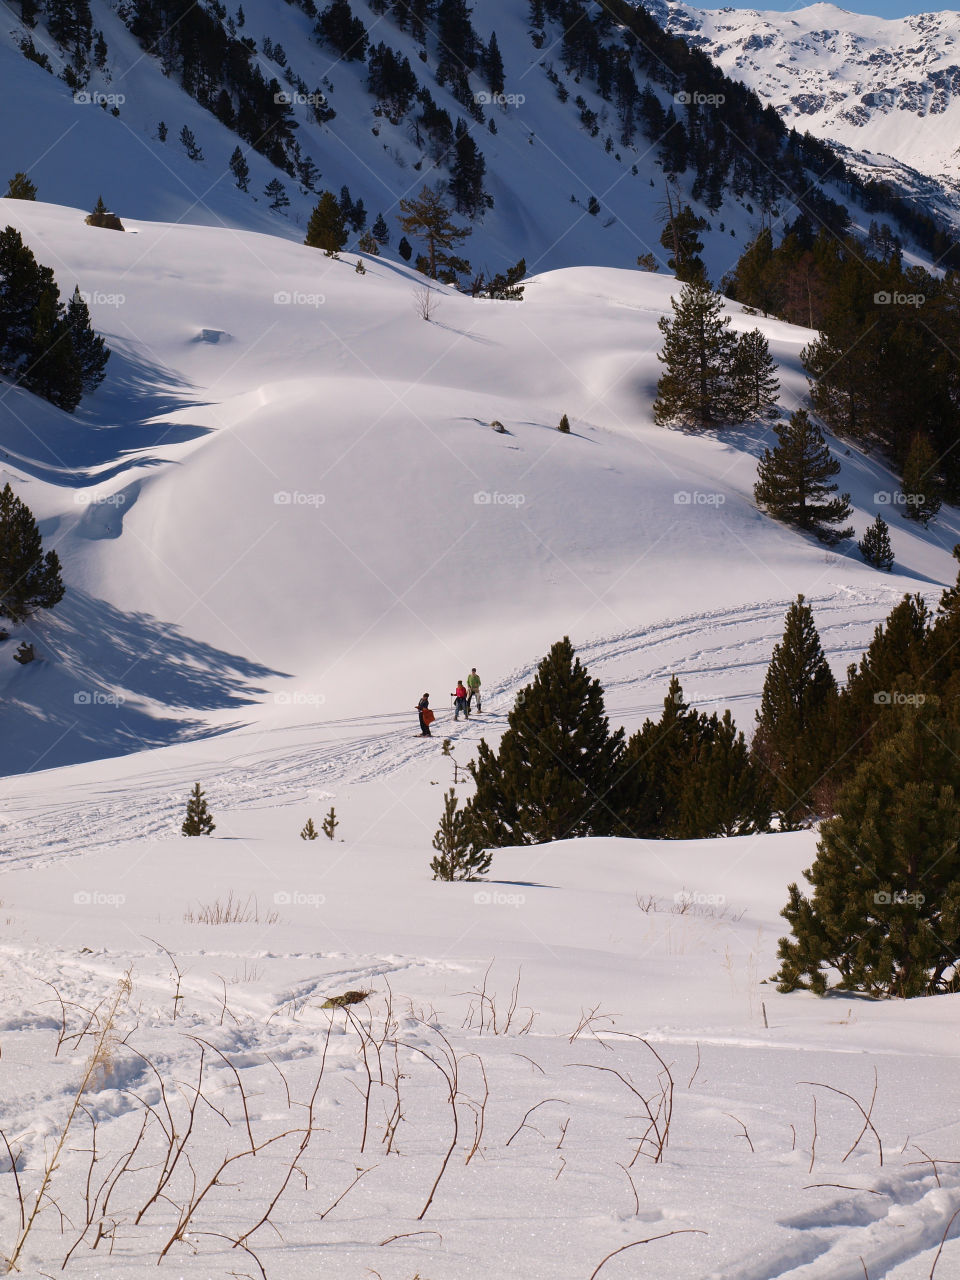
xmin=1 ymin=200 xmax=957 ymax=779
xmin=651 ymin=1 xmax=960 ymax=223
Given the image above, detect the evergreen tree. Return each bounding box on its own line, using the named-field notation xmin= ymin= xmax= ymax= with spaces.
xmin=448 ymin=131 xmax=491 ymax=218
xmin=0 ymin=483 xmax=65 ymax=622
xmin=754 ymin=595 xmax=838 ymax=827
xmin=300 ymin=817 xmax=319 ymax=839
xmin=731 ymin=328 xmax=779 ymax=419
xmin=179 ymin=126 xmax=203 ymax=161
xmin=722 ymin=226 xmax=779 ymax=315
xmin=398 ymin=184 xmax=472 ymax=283
xmin=652 ymin=282 xmax=739 ymax=429
xmin=754 ymin=409 xmax=853 ymax=544
xmin=0 ymin=225 xmax=55 ymax=375
xmin=322 ymin=806 xmax=338 ymax=839
xmin=371 ymin=212 xmax=389 ymax=245
xmin=315 ymin=0 xmax=368 ymax=60
xmin=23 ymin=287 xmax=83 ymax=412
xmin=431 ymin=788 xmax=491 ymax=879
xmin=463 ymin=637 xmax=624 ymax=849
xmin=612 ymin=676 xmax=710 ymax=838
xmin=777 ymin=716 xmax=960 ymax=998
xmin=558 ymin=413 xmax=570 ymax=433
xmin=5 ymin=172 xmax=37 ymax=200
xmin=484 ymin=31 xmax=505 ymax=96
xmin=398 ymin=236 xmax=412 ymax=262
xmin=229 ymin=146 xmax=249 ymax=191
xmin=659 ymin=203 xmax=707 ymax=283
xmin=84 ymin=197 xmax=124 ymax=230
xmin=858 ymin=514 xmax=894 ymax=570
xmin=357 ymin=230 xmax=379 ymax=255
xmin=900 ymin=433 xmax=942 ymax=526
xmin=157 ymin=120 xmax=168 ymax=141
xmin=265 ymin=177 xmax=289 ymax=212
xmin=304 ymin=191 xmax=346 ymax=255
xmin=65 ymin=285 xmax=109 ymax=393
xmin=181 ymin=782 xmax=215 ymax=836
xmin=677 ymin=709 xmax=772 ymax=837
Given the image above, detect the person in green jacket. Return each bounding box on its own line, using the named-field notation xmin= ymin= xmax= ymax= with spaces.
xmin=466 ymin=668 xmax=481 ymax=713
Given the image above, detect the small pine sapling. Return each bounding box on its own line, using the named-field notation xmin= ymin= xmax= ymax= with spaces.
xmin=300 ymin=817 xmax=319 ymax=840
xmin=858 ymin=515 xmax=894 ymax=571
xmin=322 ymin=807 xmax=339 ymax=840
xmin=355 ymin=258 xmax=366 ymax=274
xmin=13 ymin=641 xmax=35 ymax=664
xmin=558 ymin=413 xmax=571 ymax=433
xmin=182 ymin=782 xmax=215 ymax=836
xmin=431 ymin=789 xmax=491 ymax=880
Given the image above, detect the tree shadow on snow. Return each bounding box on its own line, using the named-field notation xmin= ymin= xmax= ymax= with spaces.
xmin=0 ymin=590 xmax=286 ymax=776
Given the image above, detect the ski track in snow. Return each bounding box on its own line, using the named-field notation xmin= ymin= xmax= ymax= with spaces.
xmin=0 ymin=588 xmax=902 ymax=871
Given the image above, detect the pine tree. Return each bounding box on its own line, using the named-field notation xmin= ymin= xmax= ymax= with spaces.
xmin=357 ymin=231 xmax=379 ymax=255
xmin=300 ymin=817 xmax=319 ymax=839
xmin=315 ymin=0 xmax=368 ymax=60
xmin=24 ymin=287 xmax=84 ymax=412
xmin=676 ymin=709 xmax=772 ymax=837
xmin=659 ymin=203 xmax=707 ymax=283
xmin=398 ymin=236 xmax=412 ymax=262
xmin=265 ymin=178 xmax=289 ymax=212
xmin=431 ymin=788 xmax=491 ymax=880
xmin=371 ymin=212 xmax=389 ymax=245
xmin=179 ymin=126 xmax=203 ymax=161
xmin=229 ymin=146 xmax=249 ymax=191
xmin=304 ymin=191 xmax=346 ymax=255
xmin=484 ymin=31 xmax=505 ymax=96
xmin=65 ymin=285 xmax=109 ymax=393
xmin=0 ymin=225 xmax=56 ymax=375
xmin=900 ymin=433 xmax=942 ymax=526
xmin=754 ymin=595 xmax=838 ymax=827
xmin=322 ymin=807 xmax=338 ymax=839
xmin=463 ymin=637 xmax=624 ymax=849
xmin=612 ymin=676 xmax=710 ymax=837
xmin=754 ymin=409 xmax=853 ymax=544
xmin=0 ymin=483 xmax=65 ymax=622
xmin=398 ymin=184 xmax=472 ymax=283
xmin=5 ymin=172 xmax=37 ymax=200
xmin=157 ymin=120 xmax=168 ymax=141
xmin=777 ymin=716 xmax=960 ymax=998
xmin=448 ymin=132 xmax=492 ymax=219
xmin=723 ymin=226 xmax=778 ymax=315
xmin=731 ymin=328 xmax=779 ymax=419
xmin=558 ymin=413 xmax=571 ymax=433
xmin=84 ymin=197 xmax=124 ymax=230
xmin=181 ymin=782 xmax=215 ymax=836
xmin=653 ymin=282 xmax=739 ymax=429
xmin=859 ymin=514 xmax=894 ymax=570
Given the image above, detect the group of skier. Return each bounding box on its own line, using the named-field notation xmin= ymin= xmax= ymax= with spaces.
xmin=417 ymin=668 xmax=481 ymax=736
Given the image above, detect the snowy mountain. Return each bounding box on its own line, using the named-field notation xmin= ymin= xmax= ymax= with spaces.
xmin=650 ymin=1 xmax=960 ymax=225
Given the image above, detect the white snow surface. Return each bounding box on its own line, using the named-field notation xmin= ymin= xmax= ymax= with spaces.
xmin=0 ymin=201 xmax=959 ymax=1276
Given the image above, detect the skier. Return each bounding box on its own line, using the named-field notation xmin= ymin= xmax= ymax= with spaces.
xmin=417 ymin=692 xmax=434 ymax=736
xmin=452 ymin=680 xmax=469 ymax=720
xmin=466 ymin=668 xmax=482 ymax=713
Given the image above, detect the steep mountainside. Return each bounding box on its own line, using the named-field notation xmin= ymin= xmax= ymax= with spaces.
xmin=650 ymin=1 xmax=960 ymax=225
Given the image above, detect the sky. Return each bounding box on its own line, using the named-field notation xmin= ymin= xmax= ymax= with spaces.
xmin=698 ymin=0 xmax=958 ymax=18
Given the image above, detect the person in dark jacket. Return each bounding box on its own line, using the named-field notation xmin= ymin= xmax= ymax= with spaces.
xmin=417 ymin=692 xmax=433 ymax=736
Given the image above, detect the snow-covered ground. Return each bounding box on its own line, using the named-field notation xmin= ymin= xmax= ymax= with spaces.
xmin=1 ymin=201 xmax=959 ymax=1277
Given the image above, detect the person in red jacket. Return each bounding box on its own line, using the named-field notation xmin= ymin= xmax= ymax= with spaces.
xmin=452 ymin=680 xmax=469 ymax=720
